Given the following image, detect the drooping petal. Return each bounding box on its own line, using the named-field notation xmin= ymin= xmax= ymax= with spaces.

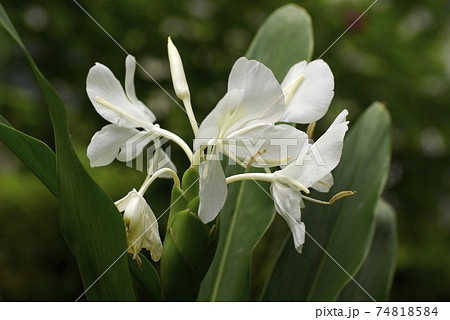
xmin=121 ymin=190 xmax=162 ymax=261
xmin=284 ymin=109 xmax=349 ymax=188
xmin=140 ymin=200 xmax=163 ymax=261
xmin=271 ymin=182 xmax=305 ymax=253
xmin=87 ymin=124 xmax=139 ymax=167
xmin=281 ymin=59 xmax=334 ymax=124
xmin=228 ymin=57 xmax=285 ymax=124
xmin=224 ymin=123 xmax=308 ymax=168
xmin=125 ymin=55 xmax=157 ymax=123
xmin=87 ymin=62 xmax=153 ymax=128
xmin=198 ymin=150 xmax=227 ymax=223
xmin=115 ymin=188 xmax=137 ymax=212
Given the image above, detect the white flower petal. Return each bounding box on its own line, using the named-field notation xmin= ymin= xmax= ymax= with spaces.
xmin=114 ymin=132 xmax=177 ymax=177
xmin=141 ymin=201 xmax=163 ymax=261
xmin=198 ymin=153 xmax=227 ymax=223
xmin=120 ymin=190 xmax=162 ymax=261
xmin=87 ymin=124 xmax=139 ymax=167
xmin=125 ymin=55 xmax=157 ymax=123
xmin=115 ymin=188 xmax=137 ymax=212
xmin=125 ymin=55 xmax=140 ymax=106
xmin=281 ymin=59 xmax=334 ymax=124
xmin=224 ymin=123 xmax=308 ymax=168
xmin=284 ymin=109 xmax=349 ymax=188
xmin=312 ymin=172 xmax=334 ymax=192
xmin=228 ymin=57 xmax=285 ymax=124
xmin=116 ymin=130 xmax=154 ymax=162
xmin=194 ymin=89 xmax=244 ymax=149
xmin=271 ymin=183 xmax=305 ymax=253
xmin=87 ymin=61 xmax=153 ymax=128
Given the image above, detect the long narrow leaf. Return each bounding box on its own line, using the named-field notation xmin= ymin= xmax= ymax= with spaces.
xmin=263 ymin=102 xmax=392 ymax=301
xmin=0 ymin=120 xmax=57 ymax=196
xmin=338 ymin=199 xmax=397 ymax=301
xmin=129 ymin=254 xmax=163 ymax=301
xmin=0 ymin=5 xmax=135 ymax=301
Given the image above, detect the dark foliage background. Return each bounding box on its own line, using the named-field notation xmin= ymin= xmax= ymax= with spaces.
xmin=0 ymin=0 xmax=449 ymax=301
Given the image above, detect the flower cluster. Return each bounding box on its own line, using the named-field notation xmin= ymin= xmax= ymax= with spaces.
xmin=86 ymin=37 xmax=351 ymax=260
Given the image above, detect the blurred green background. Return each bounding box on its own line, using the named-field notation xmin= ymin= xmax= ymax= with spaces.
xmin=0 ymin=0 xmax=449 ymax=301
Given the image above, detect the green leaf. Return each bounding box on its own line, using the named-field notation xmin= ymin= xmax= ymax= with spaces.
xmin=263 ymin=102 xmax=392 ymax=301
xmin=246 ymin=4 xmax=314 ymax=82
xmin=181 ymin=166 xmax=199 ymax=202
xmin=197 ymin=166 xmax=275 ymax=301
xmin=338 ymin=199 xmax=397 ymax=301
xmin=0 ymin=5 xmax=135 ymax=301
xmin=198 ymin=4 xmax=314 ymax=301
xmin=167 ymin=185 xmax=189 ymax=227
xmin=161 ymin=209 xmax=218 ymax=301
xmin=0 ymin=120 xmax=57 ymax=196
xmin=129 ymin=254 xmax=163 ymax=301
xmin=161 ymin=167 xmax=218 ymax=301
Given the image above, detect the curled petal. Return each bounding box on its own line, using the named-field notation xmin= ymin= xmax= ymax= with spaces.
xmin=198 ymin=150 xmax=227 ymax=223
xmin=120 ymin=190 xmax=163 ymax=261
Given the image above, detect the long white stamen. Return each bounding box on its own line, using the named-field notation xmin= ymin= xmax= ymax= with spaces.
xmin=226 ymin=172 xmax=309 ymax=194
xmin=152 ymin=126 xmax=194 ymax=163
xmin=283 ymin=75 xmax=304 ymax=105
xmin=226 ymin=173 xmax=275 ymax=185
xmin=221 ymin=146 xmax=248 ymax=168
xmin=279 ymin=175 xmax=310 ymax=194
xmin=138 ymin=168 xmax=180 ymax=196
